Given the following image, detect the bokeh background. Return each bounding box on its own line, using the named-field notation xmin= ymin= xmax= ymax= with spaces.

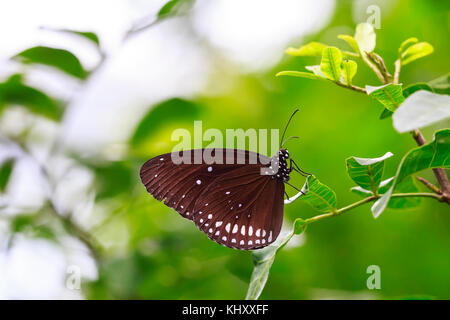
xmin=0 ymin=0 xmax=449 ymax=299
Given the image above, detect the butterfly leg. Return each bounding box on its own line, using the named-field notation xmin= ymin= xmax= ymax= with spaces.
xmin=285 ymin=182 xmax=305 ymax=195
xmin=284 ymin=190 xmax=290 ymax=201
xmin=291 ymin=159 xmax=311 ymax=177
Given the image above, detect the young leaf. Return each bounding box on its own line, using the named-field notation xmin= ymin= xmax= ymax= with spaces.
xmin=42 ymin=27 xmax=100 ymax=47
xmin=275 ymin=71 xmax=324 ymax=80
xmin=0 ymin=74 xmax=62 ymax=120
xmin=379 ymin=108 xmax=393 ymax=120
xmin=320 ymin=47 xmax=343 ymax=82
xmin=305 ymin=65 xmax=325 ymax=77
xmin=366 ymin=83 xmax=405 ymax=112
xmin=393 ymin=90 xmax=450 ymax=133
xmin=428 ymin=73 xmax=450 ymax=95
xmin=246 ymin=229 xmax=293 ymax=300
xmin=299 ymin=175 xmax=337 ymax=213
xmin=402 ymin=83 xmax=433 ymax=98
xmin=0 ymin=158 xmax=15 ymax=192
xmin=401 ymin=42 xmax=434 ymax=65
xmin=337 ymin=35 xmax=360 ymax=55
xmin=13 ymin=46 xmax=88 ymax=79
xmin=398 ymin=37 xmax=419 ymax=55
xmin=372 ymin=129 xmax=450 ymax=217
xmin=341 ymin=60 xmax=357 ymax=86
xmin=354 ymin=23 xmax=376 ymax=54
xmin=346 ymin=152 xmax=393 ymax=193
xmin=157 ymin=0 xmax=194 ymax=20
xmin=285 ymin=42 xmax=327 ymax=57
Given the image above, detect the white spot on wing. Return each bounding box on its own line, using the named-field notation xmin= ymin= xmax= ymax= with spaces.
xmin=196 ymin=180 xmax=202 ymax=185
xmin=241 ymin=225 xmax=246 ymax=236
xmin=232 ymin=224 xmax=238 ymax=233
xmin=215 ymin=221 xmax=223 ymax=227
xmin=225 ymin=223 xmax=231 ymax=233
xmin=256 ymin=229 xmax=261 ymax=237
xmin=240 ymin=240 xmax=244 ymax=245
xmin=232 ymin=239 xmax=236 ymax=243
xmin=249 ymin=226 xmax=253 ymax=236
xmin=248 ymin=240 xmax=253 ymax=245
xmin=222 ymin=236 xmax=227 ymax=241
xmin=207 ymin=214 xmax=212 ymax=219
xmin=207 ymin=166 xmax=213 ymax=172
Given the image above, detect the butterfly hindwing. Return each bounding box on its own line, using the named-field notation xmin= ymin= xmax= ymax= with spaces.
xmin=193 ymin=165 xmax=284 ymax=249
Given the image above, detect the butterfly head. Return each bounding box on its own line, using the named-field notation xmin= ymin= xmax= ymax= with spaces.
xmin=275 ymin=148 xmax=290 ymax=182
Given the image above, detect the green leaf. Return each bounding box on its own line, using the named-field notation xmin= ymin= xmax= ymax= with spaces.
xmin=13 ymin=46 xmax=88 ymax=79
xmin=366 ymin=83 xmax=405 ymax=112
xmin=341 ymin=60 xmax=357 ymax=86
xmin=0 ymin=158 xmax=15 ymax=192
xmin=320 ymin=47 xmax=343 ymax=82
xmin=354 ymin=23 xmax=376 ymax=54
xmin=158 ymin=0 xmax=195 ymax=20
xmin=346 ymin=152 xmax=393 ymax=193
xmin=0 ymin=74 xmax=62 ymax=120
xmin=42 ymin=27 xmax=100 ymax=47
xmin=402 ymin=83 xmax=433 ymax=98
xmin=393 ymin=90 xmax=450 ymax=133
xmin=338 ymin=34 xmax=360 ymax=55
xmin=131 ymin=98 xmax=201 ymax=154
xmin=276 ymin=70 xmax=324 ymax=80
xmin=305 ymin=65 xmax=325 ymax=77
xmin=246 ymin=218 xmax=304 ymax=300
xmin=352 ymin=176 xmax=421 ymax=209
xmin=398 ymin=37 xmax=418 ymax=55
xmin=428 ymin=73 xmax=450 ymax=95
xmin=285 ymin=42 xmax=327 ymax=57
xmin=351 ymin=177 xmax=394 ymax=196
xmin=401 ymin=42 xmax=434 ymax=65
xmin=299 ymin=175 xmax=337 ymax=212
xmin=388 ymin=176 xmax=421 ymax=209
xmin=379 ymin=108 xmax=393 ymax=120
xmin=372 ymin=129 xmax=450 ymax=217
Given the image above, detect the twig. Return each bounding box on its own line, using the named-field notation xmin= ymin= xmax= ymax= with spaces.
xmin=304 ymin=192 xmax=443 ymax=225
xmin=410 ymin=130 xmax=450 ymax=204
xmin=416 ymin=176 xmax=441 ymax=194
xmin=362 ymin=52 xmax=387 ymax=84
xmin=394 ymin=59 xmax=401 ymax=84
xmin=334 ymin=81 xmax=367 ymax=94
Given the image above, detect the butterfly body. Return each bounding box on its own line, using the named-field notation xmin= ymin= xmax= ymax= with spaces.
xmin=140 ymin=148 xmax=293 ymax=250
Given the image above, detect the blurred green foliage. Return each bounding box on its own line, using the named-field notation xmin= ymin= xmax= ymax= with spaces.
xmin=0 ymin=0 xmax=449 ymax=300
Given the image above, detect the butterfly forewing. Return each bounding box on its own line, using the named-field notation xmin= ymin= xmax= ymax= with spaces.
xmin=140 ymin=148 xmax=284 ymax=250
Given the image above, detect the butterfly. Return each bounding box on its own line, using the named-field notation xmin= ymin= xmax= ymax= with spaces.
xmin=139 ymin=110 xmax=309 ymax=250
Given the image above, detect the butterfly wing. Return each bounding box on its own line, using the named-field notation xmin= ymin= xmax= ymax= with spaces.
xmin=140 ymin=148 xmax=284 ymax=250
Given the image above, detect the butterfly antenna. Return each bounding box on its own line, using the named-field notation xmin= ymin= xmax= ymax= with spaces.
xmin=280 ymin=109 xmax=299 ymax=148
xmin=281 ymin=135 xmax=299 ymax=148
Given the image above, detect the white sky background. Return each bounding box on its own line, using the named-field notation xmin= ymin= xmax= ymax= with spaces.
xmin=0 ymin=0 xmax=336 ymax=299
